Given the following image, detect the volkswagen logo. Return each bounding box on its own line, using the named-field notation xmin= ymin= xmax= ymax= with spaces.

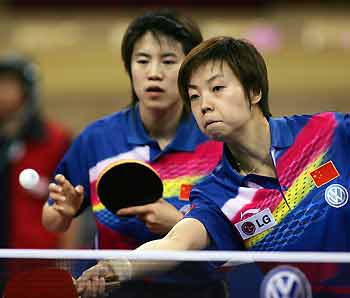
xmin=260 ymin=265 xmax=312 ymax=298
xmin=325 ymin=184 xmax=348 ymax=208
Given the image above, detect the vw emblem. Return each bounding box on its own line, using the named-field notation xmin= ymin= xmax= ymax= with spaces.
xmin=260 ymin=265 xmax=312 ymax=298
xmin=325 ymin=184 xmax=348 ymax=208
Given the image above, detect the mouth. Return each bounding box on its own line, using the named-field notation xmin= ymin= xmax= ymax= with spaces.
xmin=204 ymin=120 xmax=221 ymax=129
xmin=146 ymin=86 xmax=164 ymax=93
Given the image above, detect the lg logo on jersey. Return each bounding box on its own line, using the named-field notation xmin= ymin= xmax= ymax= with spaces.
xmin=235 ymin=208 xmax=276 ymax=240
xmin=241 ymin=221 xmax=256 ymax=236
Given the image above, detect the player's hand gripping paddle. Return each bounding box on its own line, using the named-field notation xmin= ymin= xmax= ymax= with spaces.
xmin=3 ymin=268 xmax=120 ymax=298
xmin=96 ymin=160 xmax=163 ymax=213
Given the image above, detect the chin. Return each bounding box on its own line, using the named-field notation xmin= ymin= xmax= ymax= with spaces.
xmin=207 ymin=131 xmax=225 ymax=142
xmin=143 ymin=100 xmax=166 ymax=109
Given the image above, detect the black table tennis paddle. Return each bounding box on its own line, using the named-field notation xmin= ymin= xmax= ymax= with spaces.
xmin=96 ymin=160 xmax=163 ymax=213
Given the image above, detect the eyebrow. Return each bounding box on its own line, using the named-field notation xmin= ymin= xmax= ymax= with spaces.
xmin=134 ymin=51 xmax=178 ymax=58
xmin=188 ymin=74 xmax=224 ymax=90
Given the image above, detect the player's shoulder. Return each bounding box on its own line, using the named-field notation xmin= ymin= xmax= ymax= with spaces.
xmin=270 ymin=112 xmax=350 ymax=147
xmin=80 ymin=106 xmax=131 ymax=136
xmin=270 ymin=113 xmax=312 ymax=125
xmin=270 ymin=112 xmax=344 ymax=131
xmin=191 ymin=161 xmax=228 ymax=194
xmin=89 ymin=107 xmax=130 ymax=128
xmin=273 ymin=111 xmax=344 ymax=123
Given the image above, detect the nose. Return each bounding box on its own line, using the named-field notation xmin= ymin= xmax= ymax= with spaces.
xmin=200 ymin=93 xmax=214 ymax=114
xmin=148 ymin=62 xmax=163 ymax=80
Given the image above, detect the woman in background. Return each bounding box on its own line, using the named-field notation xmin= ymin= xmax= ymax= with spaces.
xmin=43 ymin=10 xmax=227 ymax=298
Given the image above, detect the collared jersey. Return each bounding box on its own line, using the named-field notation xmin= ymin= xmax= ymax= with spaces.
xmin=55 ymin=105 xmax=223 ymax=283
xmin=186 ymin=112 xmax=350 ymax=296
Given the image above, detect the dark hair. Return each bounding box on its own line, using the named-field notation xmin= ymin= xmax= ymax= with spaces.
xmin=0 ymin=55 xmax=38 ymax=102
xmin=121 ymin=9 xmax=203 ymax=106
xmin=178 ymin=36 xmax=271 ymax=118
xmin=0 ymin=54 xmax=44 ymax=139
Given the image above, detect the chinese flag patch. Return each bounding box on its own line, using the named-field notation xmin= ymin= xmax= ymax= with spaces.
xmin=179 ymin=184 xmax=193 ymax=200
xmin=310 ymin=161 xmax=339 ymax=187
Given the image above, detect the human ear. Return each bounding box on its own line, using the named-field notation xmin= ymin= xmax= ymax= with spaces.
xmin=249 ymin=89 xmax=262 ymax=104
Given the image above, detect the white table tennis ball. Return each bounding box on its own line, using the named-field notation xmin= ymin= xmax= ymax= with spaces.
xmin=19 ymin=168 xmax=40 ymax=190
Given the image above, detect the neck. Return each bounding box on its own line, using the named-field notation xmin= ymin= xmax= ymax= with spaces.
xmin=226 ymin=115 xmax=275 ymax=177
xmin=140 ymin=102 xmax=183 ymax=149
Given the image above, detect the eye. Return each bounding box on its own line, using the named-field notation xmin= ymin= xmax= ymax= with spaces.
xmin=163 ymin=60 xmax=176 ymax=65
xmin=189 ymin=94 xmax=199 ymax=101
xmin=136 ymin=59 xmax=148 ymax=64
xmin=213 ymin=86 xmax=225 ymax=92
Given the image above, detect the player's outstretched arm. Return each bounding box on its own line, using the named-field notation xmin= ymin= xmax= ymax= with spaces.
xmin=76 ymin=218 xmax=209 ymax=297
xmin=42 ymin=174 xmax=84 ymax=232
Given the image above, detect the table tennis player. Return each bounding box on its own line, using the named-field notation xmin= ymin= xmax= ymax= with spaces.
xmin=42 ymin=9 xmax=227 ymax=298
xmin=76 ymin=36 xmax=350 ymax=298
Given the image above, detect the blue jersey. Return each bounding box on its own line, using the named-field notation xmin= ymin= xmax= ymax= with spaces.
xmin=56 ymin=105 xmax=223 ymax=283
xmin=186 ymin=112 xmax=350 ymax=296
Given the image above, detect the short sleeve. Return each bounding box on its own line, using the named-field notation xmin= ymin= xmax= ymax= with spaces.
xmin=184 ymin=188 xmax=242 ymax=251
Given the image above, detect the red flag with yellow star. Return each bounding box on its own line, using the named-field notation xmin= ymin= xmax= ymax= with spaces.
xmin=179 ymin=184 xmax=192 ymax=200
xmin=310 ymin=161 xmax=339 ymax=187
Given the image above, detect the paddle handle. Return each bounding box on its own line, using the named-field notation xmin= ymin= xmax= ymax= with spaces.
xmin=105 ymin=278 xmax=121 ymax=289
xmin=73 ymin=275 xmax=120 ymax=289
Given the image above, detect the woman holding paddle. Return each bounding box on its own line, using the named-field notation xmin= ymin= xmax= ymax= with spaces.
xmin=42 ymin=9 xmax=227 ymax=298
xmin=78 ymin=36 xmax=350 ymax=298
